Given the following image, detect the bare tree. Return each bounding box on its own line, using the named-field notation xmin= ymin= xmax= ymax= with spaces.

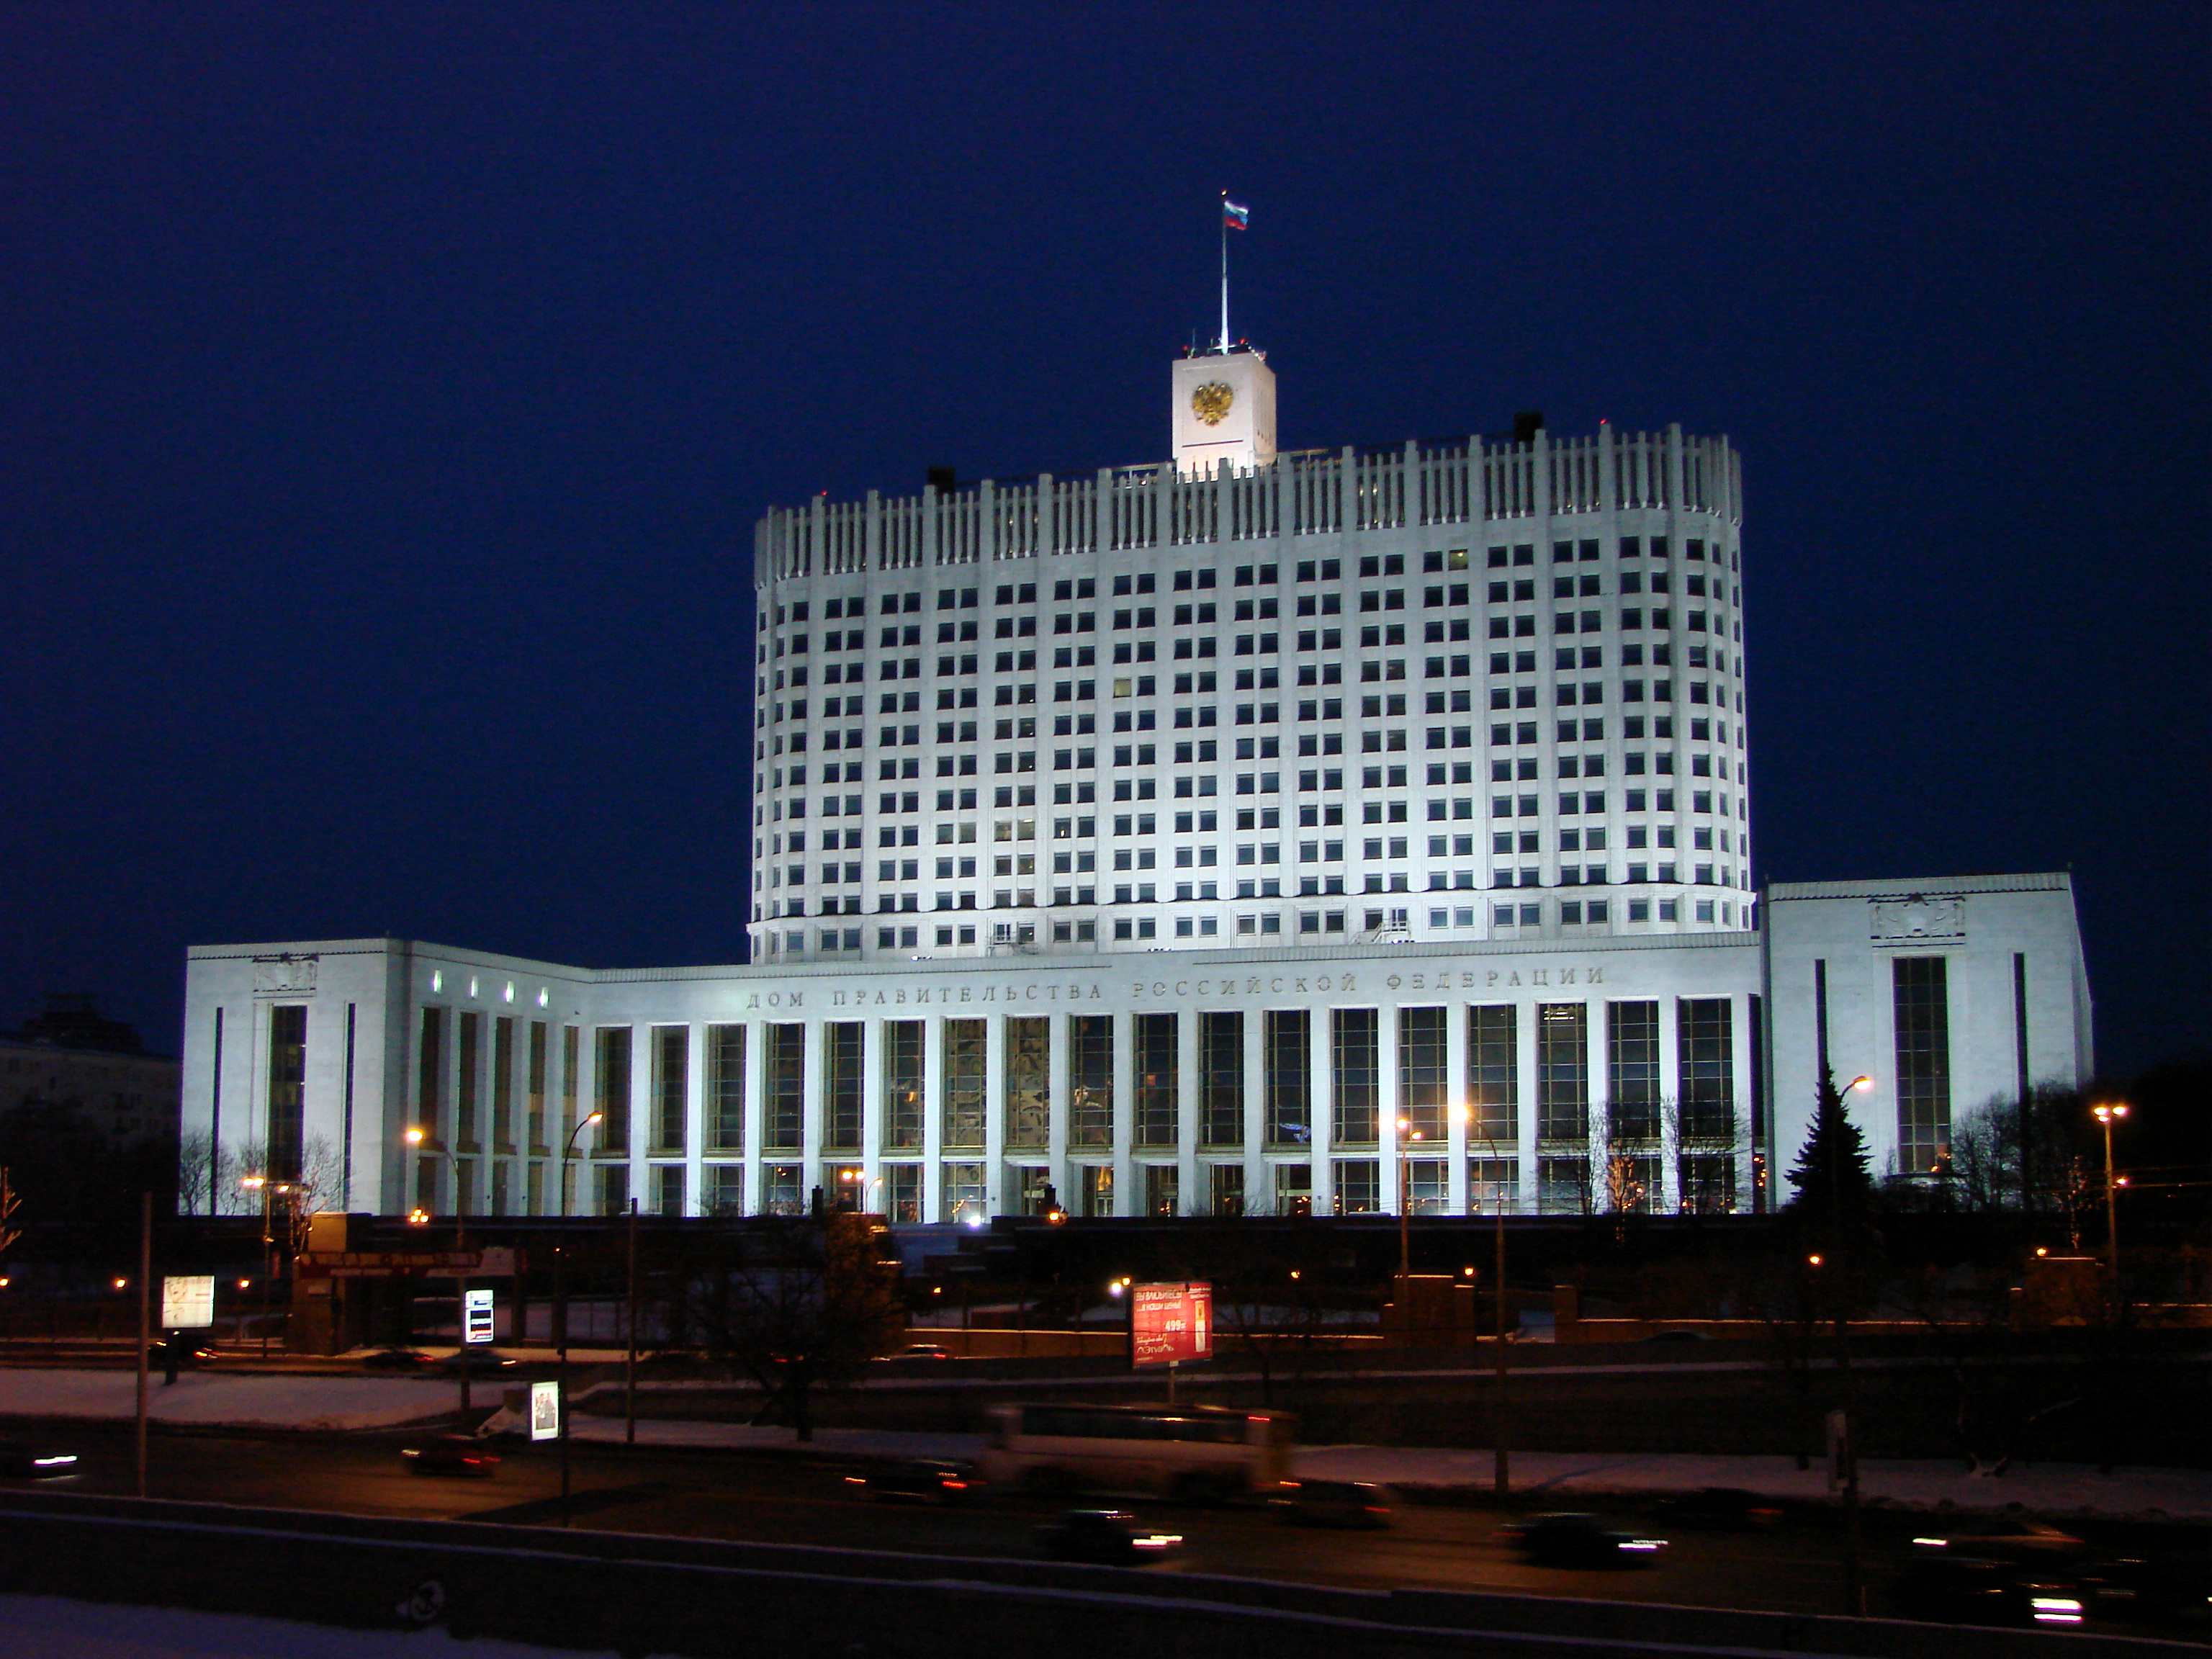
xmin=280 ymin=1136 xmax=345 ymax=1258
xmin=175 ymin=1129 xmax=217 ymax=1217
xmin=670 ymin=1214 xmax=903 ymax=1442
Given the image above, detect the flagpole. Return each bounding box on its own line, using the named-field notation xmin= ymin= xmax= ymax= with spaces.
xmin=1218 ymin=192 xmax=1229 ymax=354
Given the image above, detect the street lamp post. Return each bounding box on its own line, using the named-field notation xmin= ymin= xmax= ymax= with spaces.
xmin=1395 ymin=1118 xmax=1424 ymax=1278
xmin=239 ymin=1176 xmax=290 ymax=1359
xmin=405 ymin=1129 xmax=472 ymax=1414
xmin=2092 ymin=1102 xmax=2128 ymax=1270
xmin=556 ymin=1110 xmax=602 ymax=1528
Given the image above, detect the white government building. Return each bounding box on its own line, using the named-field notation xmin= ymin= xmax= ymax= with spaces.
xmin=179 ymin=351 xmax=2092 ymax=1225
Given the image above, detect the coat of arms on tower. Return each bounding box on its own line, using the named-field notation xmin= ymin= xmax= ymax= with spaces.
xmin=1190 ymin=382 xmax=1234 ymax=426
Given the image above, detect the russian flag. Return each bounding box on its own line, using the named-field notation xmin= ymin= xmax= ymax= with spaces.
xmin=1223 ymin=199 xmax=1250 ymax=230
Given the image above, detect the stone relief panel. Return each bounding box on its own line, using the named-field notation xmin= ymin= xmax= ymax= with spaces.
xmin=1869 ymin=896 xmax=1965 ymax=944
xmin=252 ymin=956 xmax=318 ymax=995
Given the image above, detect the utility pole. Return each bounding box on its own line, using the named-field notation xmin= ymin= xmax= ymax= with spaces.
xmin=135 ymin=1192 xmax=150 ymax=1498
xmin=624 ymin=1197 xmax=639 ymax=1446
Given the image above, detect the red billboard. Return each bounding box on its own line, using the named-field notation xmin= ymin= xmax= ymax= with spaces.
xmin=1130 ymin=1281 xmax=1213 ymax=1368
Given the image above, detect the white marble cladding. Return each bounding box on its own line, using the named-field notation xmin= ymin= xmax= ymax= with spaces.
xmin=750 ymin=421 xmax=1752 ymax=968
xmin=1763 ymin=874 xmax=2093 ymax=1182
xmin=184 ymin=932 xmax=1770 ymax=1223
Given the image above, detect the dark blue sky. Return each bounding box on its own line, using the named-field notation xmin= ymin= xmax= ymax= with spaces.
xmin=3 ymin=4 xmax=2203 ymax=1079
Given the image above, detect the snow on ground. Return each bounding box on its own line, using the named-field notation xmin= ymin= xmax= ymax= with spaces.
xmin=0 ymin=1594 xmax=642 ymax=1659
xmin=0 ymin=1370 xmax=446 ymax=1431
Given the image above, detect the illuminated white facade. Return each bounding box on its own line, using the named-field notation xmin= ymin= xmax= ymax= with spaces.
xmin=176 ymin=355 xmax=2093 ymax=1223
xmin=749 ymin=355 xmax=1750 ymax=966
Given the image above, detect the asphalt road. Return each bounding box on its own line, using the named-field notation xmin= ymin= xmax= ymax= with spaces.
xmin=6 ymin=1423 xmax=1942 ymax=1619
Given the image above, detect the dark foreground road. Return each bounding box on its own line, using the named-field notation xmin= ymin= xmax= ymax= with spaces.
xmin=15 ymin=1420 xmax=2204 ymax=1635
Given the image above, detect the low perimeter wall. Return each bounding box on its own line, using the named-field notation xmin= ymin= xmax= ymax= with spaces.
xmin=0 ymin=1491 xmax=2178 ymax=1659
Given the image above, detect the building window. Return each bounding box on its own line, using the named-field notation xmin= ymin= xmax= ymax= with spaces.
xmin=1134 ymin=1012 xmax=1178 ymax=1148
xmin=1467 ymin=1004 xmax=1515 ymax=1144
xmin=703 ymin=1164 xmax=745 ymax=1217
xmin=1264 ymin=1010 xmax=1310 ymax=1147
xmin=763 ymin=1161 xmax=803 ymax=1216
xmin=456 ymin=1011 xmax=481 ymax=1151
xmin=943 ymin=1161 xmax=986 ymax=1225
xmin=1893 ymin=957 xmax=1952 ymax=1175
xmin=1005 ymin=1016 xmax=1050 ymax=1149
xmin=1200 ymin=1011 xmax=1243 ymax=1147
xmin=1208 ymin=1162 xmax=1245 ymax=1217
xmin=822 ymin=1022 xmax=863 ymax=1151
xmin=595 ymin=1025 xmax=632 ymax=1151
xmin=1398 ymin=1006 xmax=1447 ymax=1141
xmin=884 ymin=1020 xmax=925 ymax=1150
xmin=1536 ymin=1003 xmax=1587 ymax=1141
xmin=884 ymin=1162 xmax=923 ymax=1223
xmin=264 ymin=1004 xmax=307 ymax=1182
xmin=526 ymin=1020 xmax=549 ymax=1152
xmin=1333 ymin=1158 xmax=1380 ymax=1213
xmin=1069 ymin=1015 xmax=1113 ymax=1148
xmin=491 ymin=1017 xmax=516 ymax=1152
xmin=655 ymin=1164 xmax=685 ymax=1217
xmin=1537 ymin=1154 xmax=1590 ymax=1214
xmin=652 ymin=1025 xmax=688 ymax=1154
xmin=763 ymin=1024 xmax=803 ymax=1152
xmin=1468 ymin=1157 xmax=1518 ymax=1213
xmin=1143 ymin=1163 xmax=1180 ymax=1217
xmin=595 ymin=1163 xmax=630 ymax=1218
xmin=1331 ymin=1008 xmax=1380 ymax=1144
xmin=1606 ymin=1002 xmax=1661 ymax=1141
xmin=1678 ymin=998 xmax=1735 ymax=1141
xmin=706 ymin=1025 xmax=745 ymax=1152
xmin=943 ymin=1018 xmax=986 ymax=1149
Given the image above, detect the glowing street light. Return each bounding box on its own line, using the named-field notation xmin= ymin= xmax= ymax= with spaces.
xmin=2092 ymin=1102 xmax=2129 ymax=1268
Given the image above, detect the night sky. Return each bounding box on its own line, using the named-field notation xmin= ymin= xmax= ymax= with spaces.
xmin=4 ymin=5 xmax=2204 ymax=1081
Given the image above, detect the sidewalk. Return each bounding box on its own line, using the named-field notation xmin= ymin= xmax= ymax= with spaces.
xmin=0 ymin=1366 xmax=2202 ymax=1520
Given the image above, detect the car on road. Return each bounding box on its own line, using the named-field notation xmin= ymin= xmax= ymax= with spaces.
xmin=1910 ymin=1516 xmax=2085 ymax=1561
xmin=1653 ymin=1487 xmax=1783 ymax=1531
xmin=1034 ymin=1510 xmax=1184 ymax=1565
xmin=874 ymin=1343 xmax=955 ymax=1363
xmin=0 ymin=1442 xmax=79 ymax=1480
xmin=400 ymin=1435 xmax=501 ymax=1477
xmin=1271 ymin=1478 xmax=1393 ymax=1528
xmin=436 ymin=1349 xmax=520 ymax=1377
xmin=858 ymin=1459 xmax=983 ymax=1503
xmin=1498 ymin=1513 xmax=1668 ymax=1568
xmin=361 ymin=1347 xmax=439 ymax=1372
xmin=145 ymin=1337 xmax=220 ymax=1370
xmin=1894 ymin=1553 xmax=2085 ymax=1627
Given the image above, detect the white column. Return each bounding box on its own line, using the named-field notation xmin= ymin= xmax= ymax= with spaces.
xmin=921 ymin=1013 xmax=945 ymax=1222
xmin=1583 ymin=994 xmax=1606 ymax=1218
xmin=1241 ymin=1007 xmax=1265 ymax=1213
xmin=1446 ymin=999 xmax=1470 ymax=1214
xmin=1515 ymin=1000 xmax=1539 ymax=1214
xmin=684 ymin=1022 xmax=704 ymax=1218
xmin=984 ymin=1012 xmax=1007 ymax=1216
xmin=1379 ymin=1005 xmax=1403 ymax=1213
xmin=1658 ymin=996 xmax=1683 ymax=1213
xmin=860 ymin=1016 xmax=886 ymax=1212
xmin=1110 ymin=1009 xmax=1135 ymax=1216
xmin=1309 ymin=1007 xmax=1335 ymax=1214
xmin=742 ymin=1019 xmax=765 ymax=1215
xmin=1046 ymin=1012 xmax=1069 ymax=1212
xmin=1176 ymin=1003 xmax=1200 ymax=1214
xmin=800 ymin=1019 xmax=824 ymax=1210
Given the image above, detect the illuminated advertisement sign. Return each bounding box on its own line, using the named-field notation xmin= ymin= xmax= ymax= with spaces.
xmin=1130 ymin=1281 xmax=1212 ymax=1368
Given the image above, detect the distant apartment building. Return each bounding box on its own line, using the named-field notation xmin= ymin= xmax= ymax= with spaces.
xmin=1 ymin=995 xmax=181 ymax=1148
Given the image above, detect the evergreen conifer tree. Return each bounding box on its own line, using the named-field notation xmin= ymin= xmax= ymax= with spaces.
xmin=1786 ymin=1069 xmax=1876 ymax=1222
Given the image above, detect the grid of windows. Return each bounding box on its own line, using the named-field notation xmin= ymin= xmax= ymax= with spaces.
xmin=1200 ymin=1012 xmax=1243 ymax=1146
xmin=1467 ymin=1004 xmax=1515 ymax=1143
xmin=1133 ymin=1013 xmax=1178 ymax=1147
xmin=1607 ymin=1001 xmax=1661 ymax=1141
xmin=1536 ymin=1003 xmax=1587 ymax=1141
xmin=1069 ymin=1015 xmax=1114 ymax=1148
xmin=706 ymin=1025 xmax=745 ymax=1151
xmin=1004 ymin=1017 xmax=1050 ymax=1148
xmin=823 ymin=1022 xmax=863 ymax=1151
xmin=762 ymin=1024 xmax=802 ymax=1151
xmin=943 ymin=1019 xmax=987 ymax=1148
xmin=1892 ymin=958 xmax=1951 ymax=1175
xmin=1332 ymin=1009 xmax=1380 ymax=1144
xmin=1264 ymin=1010 xmax=1310 ymax=1146
xmin=884 ymin=1020 xmax=924 ymax=1150
xmin=1677 ymin=998 xmax=1734 ymax=1140
xmin=1398 ymin=1006 xmax=1447 ymax=1141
